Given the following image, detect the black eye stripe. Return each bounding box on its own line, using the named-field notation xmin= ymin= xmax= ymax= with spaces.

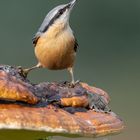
xmin=59 ymin=8 xmax=66 ymax=15
xmin=58 ymin=9 xmax=64 ymax=15
xmin=41 ymin=4 xmax=71 ymax=33
xmin=59 ymin=4 xmax=71 ymax=15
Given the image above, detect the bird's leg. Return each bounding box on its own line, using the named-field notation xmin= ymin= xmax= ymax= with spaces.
xmin=67 ymin=67 xmax=75 ymax=87
xmin=18 ymin=63 xmax=42 ymax=78
xmin=24 ymin=63 xmax=42 ymax=73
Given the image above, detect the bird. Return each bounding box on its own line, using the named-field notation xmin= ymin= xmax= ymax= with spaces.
xmin=23 ymin=0 xmax=78 ymax=85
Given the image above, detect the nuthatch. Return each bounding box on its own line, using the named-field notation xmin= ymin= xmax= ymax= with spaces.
xmin=24 ymin=0 xmax=78 ymax=85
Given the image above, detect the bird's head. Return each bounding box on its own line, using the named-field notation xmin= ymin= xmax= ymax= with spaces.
xmin=48 ymin=0 xmax=77 ymax=24
xmin=33 ymin=0 xmax=77 ymax=44
xmin=38 ymin=0 xmax=77 ymax=33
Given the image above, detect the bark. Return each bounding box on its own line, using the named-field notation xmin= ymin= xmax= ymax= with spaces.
xmin=0 ymin=65 xmax=124 ymax=138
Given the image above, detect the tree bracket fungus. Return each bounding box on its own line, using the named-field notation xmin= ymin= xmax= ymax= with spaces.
xmin=0 ymin=65 xmax=124 ymax=138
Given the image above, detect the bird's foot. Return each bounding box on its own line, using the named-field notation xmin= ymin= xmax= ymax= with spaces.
xmin=59 ymin=80 xmax=81 ymax=88
xmin=17 ymin=64 xmax=40 ymax=78
xmin=68 ymin=80 xmax=81 ymax=88
xmin=17 ymin=66 xmax=30 ymax=78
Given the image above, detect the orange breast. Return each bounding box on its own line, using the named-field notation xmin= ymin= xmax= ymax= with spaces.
xmin=34 ymin=25 xmax=76 ymax=70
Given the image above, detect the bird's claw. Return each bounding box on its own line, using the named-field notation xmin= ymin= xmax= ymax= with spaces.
xmin=59 ymin=80 xmax=81 ymax=88
xmin=17 ymin=66 xmax=29 ymax=78
xmin=68 ymin=80 xmax=81 ymax=88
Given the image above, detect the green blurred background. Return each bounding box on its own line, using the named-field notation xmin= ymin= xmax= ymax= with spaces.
xmin=0 ymin=0 xmax=139 ymax=140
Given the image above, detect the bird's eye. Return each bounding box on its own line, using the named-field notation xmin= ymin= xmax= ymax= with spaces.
xmin=58 ymin=8 xmax=66 ymax=15
xmin=59 ymin=10 xmax=63 ymax=15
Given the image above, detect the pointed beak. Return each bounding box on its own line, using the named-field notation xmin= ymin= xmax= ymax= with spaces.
xmin=69 ymin=0 xmax=77 ymax=8
xmin=64 ymin=0 xmax=77 ymax=19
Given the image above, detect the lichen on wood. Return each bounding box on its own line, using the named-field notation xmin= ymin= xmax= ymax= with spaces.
xmin=0 ymin=65 xmax=124 ymax=138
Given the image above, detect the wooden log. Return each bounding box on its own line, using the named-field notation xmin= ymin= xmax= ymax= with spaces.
xmin=0 ymin=65 xmax=124 ymax=138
